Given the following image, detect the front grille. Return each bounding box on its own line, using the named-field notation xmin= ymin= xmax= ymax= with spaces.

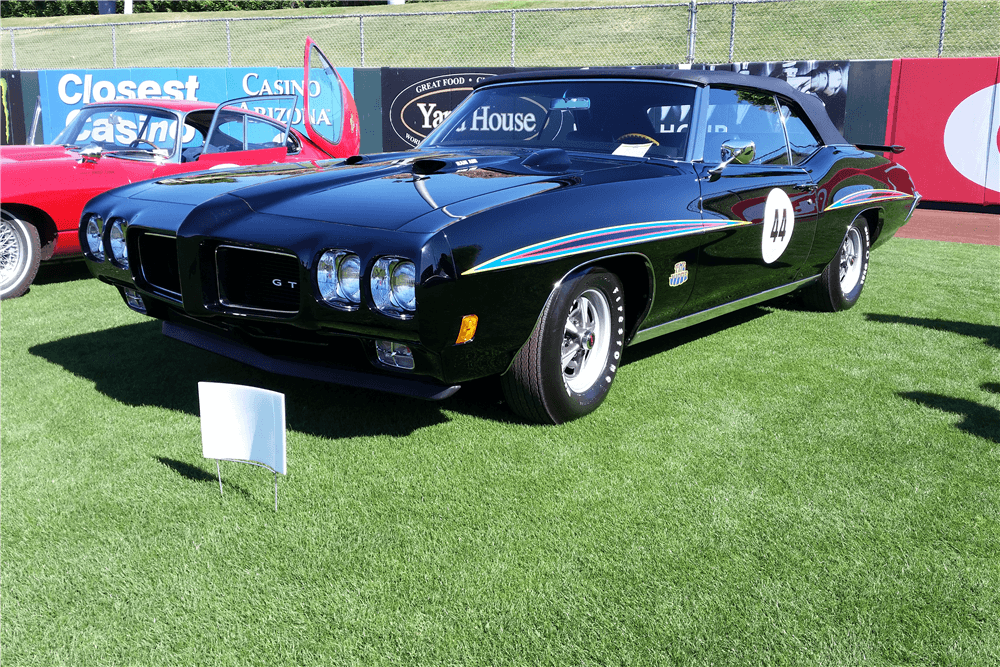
xmin=137 ymin=232 xmax=181 ymax=298
xmin=216 ymin=245 xmax=301 ymax=314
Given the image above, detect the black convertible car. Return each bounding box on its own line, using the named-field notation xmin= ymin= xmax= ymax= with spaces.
xmin=82 ymin=68 xmax=918 ymax=423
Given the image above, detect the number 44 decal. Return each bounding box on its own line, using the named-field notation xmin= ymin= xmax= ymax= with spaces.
xmin=762 ymin=188 xmax=795 ymax=264
xmin=770 ymin=209 xmax=788 ymax=242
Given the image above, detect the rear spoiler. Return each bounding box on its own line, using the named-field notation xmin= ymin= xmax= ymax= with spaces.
xmin=855 ymin=144 xmax=906 ymax=154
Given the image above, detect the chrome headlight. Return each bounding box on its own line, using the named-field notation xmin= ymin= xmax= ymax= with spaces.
xmin=85 ymin=215 xmax=104 ymax=261
xmin=109 ymin=218 xmax=128 ymax=268
xmin=371 ymin=257 xmax=416 ymax=316
xmin=317 ymin=250 xmax=361 ymax=307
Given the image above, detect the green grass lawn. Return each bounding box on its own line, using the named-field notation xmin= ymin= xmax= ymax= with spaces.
xmin=2 ymin=237 xmax=998 ymax=665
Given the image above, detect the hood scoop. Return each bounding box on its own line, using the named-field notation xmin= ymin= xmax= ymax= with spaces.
xmin=411 ymin=158 xmax=448 ymax=176
xmin=521 ymin=148 xmax=572 ymax=173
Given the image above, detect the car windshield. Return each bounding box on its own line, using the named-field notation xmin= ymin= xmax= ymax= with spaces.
xmin=422 ymin=79 xmax=697 ymax=160
xmin=52 ymin=106 xmax=189 ymax=159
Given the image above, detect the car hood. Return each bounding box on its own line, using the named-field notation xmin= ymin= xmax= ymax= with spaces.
xmin=120 ymin=149 xmax=633 ymax=231
xmin=0 ymin=144 xmax=79 ymax=164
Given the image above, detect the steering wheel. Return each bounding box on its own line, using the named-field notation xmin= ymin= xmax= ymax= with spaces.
xmin=129 ymin=138 xmax=159 ymax=150
xmin=616 ymin=133 xmax=660 ymax=146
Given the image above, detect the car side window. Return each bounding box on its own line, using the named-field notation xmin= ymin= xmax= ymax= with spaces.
xmin=703 ymin=88 xmax=790 ymax=166
xmin=207 ymin=112 xmax=288 ymax=154
xmin=778 ymin=100 xmax=822 ymax=164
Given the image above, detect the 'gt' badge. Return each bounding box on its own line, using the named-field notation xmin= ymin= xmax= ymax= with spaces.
xmin=669 ymin=262 xmax=689 ymax=287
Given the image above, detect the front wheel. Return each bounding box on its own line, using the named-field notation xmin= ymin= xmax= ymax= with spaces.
xmin=0 ymin=209 xmax=41 ymax=300
xmin=801 ymin=219 xmax=870 ymax=312
xmin=501 ymin=267 xmax=625 ymax=424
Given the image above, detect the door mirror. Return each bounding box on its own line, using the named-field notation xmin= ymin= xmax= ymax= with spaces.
xmin=707 ymin=139 xmax=755 ymax=181
xmin=721 ymin=139 xmax=755 ymax=165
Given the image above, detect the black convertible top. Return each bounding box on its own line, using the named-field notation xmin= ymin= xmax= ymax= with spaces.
xmin=476 ymin=67 xmax=848 ymax=147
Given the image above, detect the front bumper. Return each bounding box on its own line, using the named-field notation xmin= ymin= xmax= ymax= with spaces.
xmin=163 ymin=320 xmax=461 ymax=400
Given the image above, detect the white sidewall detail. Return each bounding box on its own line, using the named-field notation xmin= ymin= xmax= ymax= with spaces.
xmin=944 ymin=83 xmax=1000 ymax=194
xmin=761 ymin=188 xmax=795 ymax=264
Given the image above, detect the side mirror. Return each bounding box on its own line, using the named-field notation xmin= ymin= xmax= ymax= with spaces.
xmin=78 ymin=144 xmax=103 ymax=164
xmin=707 ymin=139 xmax=755 ymax=181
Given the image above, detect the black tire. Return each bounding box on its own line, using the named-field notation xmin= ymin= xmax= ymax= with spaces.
xmin=0 ymin=209 xmax=41 ymax=300
xmin=501 ymin=267 xmax=625 ymax=424
xmin=801 ymin=218 xmax=870 ymax=312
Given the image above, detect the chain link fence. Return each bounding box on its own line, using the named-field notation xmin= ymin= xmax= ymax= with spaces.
xmin=2 ymin=0 xmax=997 ymax=71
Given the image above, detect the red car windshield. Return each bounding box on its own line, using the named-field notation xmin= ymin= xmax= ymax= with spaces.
xmin=53 ymin=106 xmax=193 ymax=159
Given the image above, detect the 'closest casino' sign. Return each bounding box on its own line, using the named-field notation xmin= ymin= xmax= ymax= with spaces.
xmin=38 ymin=67 xmax=354 ymax=144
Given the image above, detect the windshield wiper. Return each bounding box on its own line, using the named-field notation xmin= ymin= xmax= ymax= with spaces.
xmin=103 ymin=148 xmax=170 ymax=159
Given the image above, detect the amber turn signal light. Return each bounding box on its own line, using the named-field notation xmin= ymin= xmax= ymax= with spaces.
xmin=455 ymin=314 xmax=479 ymax=345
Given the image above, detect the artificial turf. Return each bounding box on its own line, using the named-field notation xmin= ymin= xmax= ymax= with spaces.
xmin=2 ymin=237 xmax=997 ymax=665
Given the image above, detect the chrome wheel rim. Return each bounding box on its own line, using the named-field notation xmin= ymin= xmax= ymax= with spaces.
xmin=0 ymin=212 xmax=28 ymax=294
xmin=561 ymin=288 xmax=611 ymax=394
xmin=839 ymin=227 xmax=863 ymax=294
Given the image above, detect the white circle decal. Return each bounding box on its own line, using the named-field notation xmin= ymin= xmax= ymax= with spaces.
xmin=944 ymin=84 xmax=1000 ymax=194
xmin=761 ymin=188 xmax=795 ymax=264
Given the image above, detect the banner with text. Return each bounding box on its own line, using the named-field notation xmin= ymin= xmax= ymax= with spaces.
xmin=36 ymin=66 xmax=354 ymax=144
xmin=381 ymin=68 xmax=514 ymax=152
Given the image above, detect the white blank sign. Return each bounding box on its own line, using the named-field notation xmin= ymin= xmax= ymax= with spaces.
xmin=199 ymin=382 xmax=286 ymax=475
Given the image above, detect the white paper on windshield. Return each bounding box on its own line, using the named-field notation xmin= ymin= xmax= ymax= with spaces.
xmin=613 ymin=142 xmax=653 ymax=157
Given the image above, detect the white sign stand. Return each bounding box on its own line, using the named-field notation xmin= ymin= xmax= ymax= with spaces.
xmin=199 ymin=382 xmax=286 ymax=511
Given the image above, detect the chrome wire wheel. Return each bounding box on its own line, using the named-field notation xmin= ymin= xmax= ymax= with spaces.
xmin=0 ymin=211 xmax=30 ymax=297
xmin=561 ymin=288 xmax=612 ymax=394
xmin=839 ymin=226 xmax=863 ymax=294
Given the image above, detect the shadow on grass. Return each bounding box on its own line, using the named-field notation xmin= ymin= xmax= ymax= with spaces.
xmin=156 ymin=456 xmax=261 ymax=499
xmin=899 ymin=383 xmax=1000 ymax=444
xmin=871 ymin=317 xmax=1000 ymax=442
xmin=32 ymin=258 xmax=93 ymax=287
xmin=29 ymin=321 xmax=476 ymax=436
xmin=866 ymin=313 xmax=1000 ymax=350
xmin=30 ymin=306 xmax=774 ymax=431
xmin=156 ymin=456 xmax=218 ymax=483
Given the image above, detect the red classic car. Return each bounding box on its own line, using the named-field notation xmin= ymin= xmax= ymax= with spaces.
xmin=0 ymin=37 xmax=357 ymax=299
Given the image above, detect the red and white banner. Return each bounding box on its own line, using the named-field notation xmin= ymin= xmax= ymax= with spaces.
xmin=887 ymin=57 xmax=1000 ymax=205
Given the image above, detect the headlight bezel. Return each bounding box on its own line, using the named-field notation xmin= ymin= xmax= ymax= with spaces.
xmin=316 ymin=249 xmax=362 ymax=309
xmin=84 ymin=214 xmax=105 ymax=262
xmin=371 ymin=257 xmax=417 ymax=318
xmin=108 ymin=218 xmax=129 ymax=269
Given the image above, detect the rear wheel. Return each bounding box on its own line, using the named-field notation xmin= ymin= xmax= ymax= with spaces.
xmin=502 ymin=268 xmax=625 ymax=424
xmin=801 ymin=218 xmax=870 ymax=312
xmin=0 ymin=209 xmax=41 ymax=300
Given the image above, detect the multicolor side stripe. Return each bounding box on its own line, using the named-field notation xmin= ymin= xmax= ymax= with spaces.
xmin=824 ymin=189 xmax=914 ymax=211
xmin=463 ymin=218 xmax=750 ymax=275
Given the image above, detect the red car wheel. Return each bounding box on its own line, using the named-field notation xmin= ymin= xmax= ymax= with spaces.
xmin=0 ymin=209 xmax=41 ymax=300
